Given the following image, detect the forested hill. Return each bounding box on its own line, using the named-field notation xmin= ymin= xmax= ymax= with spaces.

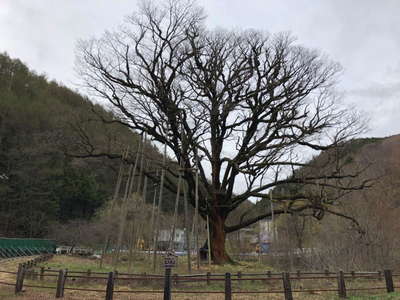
xmin=236 ymin=134 xmax=400 ymax=230
xmin=0 ymin=53 xmax=175 ymax=238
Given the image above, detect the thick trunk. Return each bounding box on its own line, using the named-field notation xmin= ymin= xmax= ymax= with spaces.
xmin=209 ymin=213 xmax=232 ymax=264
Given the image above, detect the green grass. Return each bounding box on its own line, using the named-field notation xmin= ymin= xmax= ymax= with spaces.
xmin=347 ymin=293 xmax=400 ymax=299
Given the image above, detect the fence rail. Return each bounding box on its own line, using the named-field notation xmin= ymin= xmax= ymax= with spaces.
xmin=1 ymin=258 xmax=399 ymax=299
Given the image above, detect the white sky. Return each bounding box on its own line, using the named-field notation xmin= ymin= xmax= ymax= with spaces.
xmin=0 ymin=0 xmax=399 ymax=139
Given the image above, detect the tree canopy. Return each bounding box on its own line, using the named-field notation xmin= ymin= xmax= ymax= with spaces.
xmin=76 ymin=0 xmax=369 ymax=263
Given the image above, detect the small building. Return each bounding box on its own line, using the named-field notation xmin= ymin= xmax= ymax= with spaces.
xmin=55 ymin=245 xmax=93 ymax=256
xmin=157 ymin=229 xmax=185 ymax=251
xmin=249 ymin=218 xmax=277 ymax=253
xmin=258 ymin=218 xmax=277 ymax=243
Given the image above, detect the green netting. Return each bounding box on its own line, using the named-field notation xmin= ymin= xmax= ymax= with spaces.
xmin=0 ymin=238 xmax=56 ymax=258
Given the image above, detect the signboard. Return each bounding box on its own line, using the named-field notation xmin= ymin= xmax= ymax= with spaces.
xmin=163 ymin=251 xmax=178 ymax=268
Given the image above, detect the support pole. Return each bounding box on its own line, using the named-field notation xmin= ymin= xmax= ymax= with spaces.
xmin=270 ymin=191 xmax=276 ymax=241
xmin=128 ymin=135 xmax=147 ymax=272
xmin=148 ymin=178 xmax=158 ymax=258
xmin=133 ymin=160 xmax=148 ymax=257
xmin=100 ymin=148 xmax=128 ymax=268
xmin=169 ymin=168 xmax=182 ymax=250
xmin=112 ymin=163 xmax=133 ymax=267
xmin=113 ymin=140 xmax=142 ymax=267
xmin=194 ymin=160 xmax=200 ymax=269
xmin=153 ymin=143 xmax=167 ymax=272
xmin=206 ymin=213 xmax=211 ymax=266
xmin=183 ymin=183 xmax=192 ymax=273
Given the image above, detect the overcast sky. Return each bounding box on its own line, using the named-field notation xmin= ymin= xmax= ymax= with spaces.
xmin=1 ymin=0 xmax=399 ymax=138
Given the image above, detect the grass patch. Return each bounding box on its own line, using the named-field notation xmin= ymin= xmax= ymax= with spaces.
xmin=39 ymin=254 xmax=275 ymax=275
xmin=348 ymin=293 xmax=400 ymax=299
xmin=2 ymin=255 xmax=399 ymax=300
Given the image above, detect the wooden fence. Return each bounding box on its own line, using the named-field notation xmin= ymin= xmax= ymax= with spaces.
xmin=1 ymin=256 xmax=399 ymax=299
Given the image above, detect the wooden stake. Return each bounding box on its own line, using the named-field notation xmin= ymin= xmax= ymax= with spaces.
xmin=225 ymin=273 xmax=232 ymax=300
xmin=153 ymin=143 xmax=167 ymax=272
xmin=183 ymin=182 xmax=192 ymax=273
xmin=206 ymin=213 xmax=211 ymax=266
xmin=129 ymin=159 xmax=149 ymax=271
xmin=127 ymin=220 xmax=136 ymax=273
xmin=112 ymin=163 xmax=133 ymax=267
xmin=195 ymin=160 xmax=200 ymax=269
xmin=105 ymin=272 xmax=115 ymax=300
xmin=114 ymin=139 xmax=142 ymax=267
xmin=55 ymin=269 xmax=67 ymax=298
xmin=337 ymin=270 xmax=347 ymax=298
xmin=169 ymin=168 xmax=182 ymax=250
xmin=282 ymin=272 xmax=293 ymax=300
xmin=148 ymin=176 xmax=158 ymax=258
xmin=384 ymin=269 xmax=394 ymax=293
xmin=134 ymin=160 xmax=148 ymax=249
xmin=127 ymin=135 xmax=146 ymax=272
xmin=100 ymin=147 xmax=128 ymax=268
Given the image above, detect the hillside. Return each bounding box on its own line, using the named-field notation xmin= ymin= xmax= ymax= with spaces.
xmin=318 ymin=134 xmax=400 ymax=209
xmin=0 ymin=53 xmax=178 ymax=238
xmin=266 ymin=134 xmax=400 ymax=270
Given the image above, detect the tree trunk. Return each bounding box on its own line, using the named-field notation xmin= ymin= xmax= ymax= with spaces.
xmin=209 ymin=213 xmax=232 ymax=264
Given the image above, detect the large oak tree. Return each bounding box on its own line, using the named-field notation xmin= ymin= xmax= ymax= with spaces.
xmin=76 ymin=0 xmax=369 ymax=263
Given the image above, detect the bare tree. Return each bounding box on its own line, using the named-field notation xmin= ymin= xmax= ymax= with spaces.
xmin=75 ymin=0 xmax=369 ymax=263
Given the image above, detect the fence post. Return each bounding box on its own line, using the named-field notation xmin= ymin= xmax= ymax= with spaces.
xmin=225 ymin=273 xmax=232 ymax=300
xmin=63 ymin=269 xmax=68 ymax=297
xmin=237 ymin=271 xmax=242 ymax=288
xmin=25 ymin=269 xmax=31 ymax=280
xmin=105 ymin=271 xmax=115 ymax=300
xmin=384 ymin=270 xmax=394 ymax=293
xmin=206 ymin=272 xmax=211 ymax=286
xmin=20 ymin=265 xmax=26 ymax=290
xmin=337 ymin=270 xmax=347 ymax=298
xmin=378 ymin=271 xmax=383 ymax=281
xmin=14 ymin=264 xmax=25 ymax=294
xmin=325 ymin=269 xmax=330 ymax=277
xmin=56 ymin=269 xmax=67 ymax=298
xmin=282 ymin=272 xmax=293 ymax=300
xmin=163 ymin=267 xmax=172 ymax=300
xmin=142 ymin=272 xmax=148 ymax=286
xmin=86 ymin=269 xmax=91 ymax=283
xmin=33 ymin=269 xmax=38 ymax=280
xmin=40 ymin=267 xmax=45 ymax=281
xmin=173 ymin=273 xmax=179 ymax=288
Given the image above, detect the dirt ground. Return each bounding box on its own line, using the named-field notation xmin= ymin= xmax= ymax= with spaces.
xmin=0 ymin=257 xmax=38 ymax=284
